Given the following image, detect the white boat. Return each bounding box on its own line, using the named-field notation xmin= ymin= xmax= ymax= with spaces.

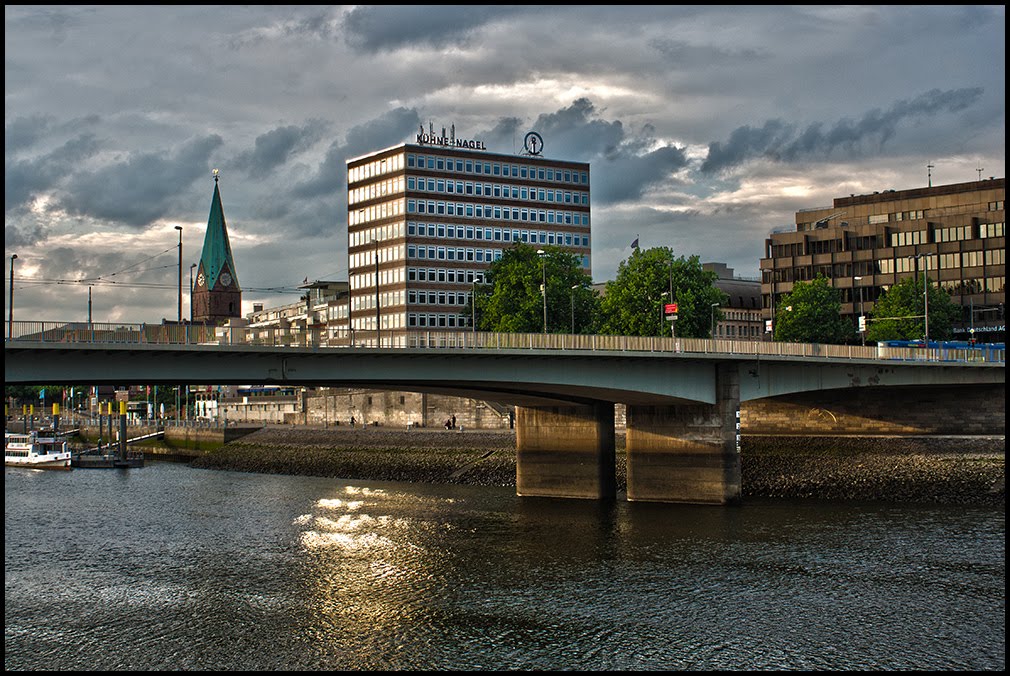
xmin=5 ymin=430 xmax=73 ymax=470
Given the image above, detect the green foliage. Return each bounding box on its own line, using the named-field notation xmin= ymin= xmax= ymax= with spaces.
xmin=773 ymin=275 xmax=854 ymax=344
xmin=865 ymin=275 xmax=960 ymax=342
xmin=599 ymin=247 xmax=726 ymax=338
xmin=469 ymin=244 xmax=598 ymax=333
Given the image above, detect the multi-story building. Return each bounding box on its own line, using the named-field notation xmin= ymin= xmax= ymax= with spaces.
xmin=346 ymin=129 xmax=591 ymax=346
xmin=761 ymin=178 xmax=1005 ymax=343
xmin=705 ymin=263 xmax=764 ymax=341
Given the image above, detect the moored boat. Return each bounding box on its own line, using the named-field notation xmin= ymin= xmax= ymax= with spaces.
xmin=5 ymin=431 xmax=73 ymax=470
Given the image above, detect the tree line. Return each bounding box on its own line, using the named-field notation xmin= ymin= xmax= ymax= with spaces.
xmin=468 ymin=243 xmax=960 ymax=344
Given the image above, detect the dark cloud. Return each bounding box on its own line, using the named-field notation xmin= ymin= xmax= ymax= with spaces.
xmin=342 ymin=5 xmax=525 ymax=52
xmin=58 ymin=135 xmax=223 ymax=227
xmin=702 ymin=88 xmax=985 ymax=173
xmin=5 ymin=114 xmax=55 ymax=153
xmin=504 ymin=99 xmax=689 ymax=205
xmin=5 ymin=133 xmax=102 ymax=214
xmin=235 ymin=121 xmax=329 ymax=179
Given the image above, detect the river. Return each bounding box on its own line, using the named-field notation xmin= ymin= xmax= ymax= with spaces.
xmin=4 ymin=462 xmax=1004 ymax=670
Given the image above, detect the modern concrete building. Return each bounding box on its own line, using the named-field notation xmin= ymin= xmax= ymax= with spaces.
xmin=346 ymin=128 xmax=591 ymax=346
xmin=760 ymin=177 xmax=1005 ymax=343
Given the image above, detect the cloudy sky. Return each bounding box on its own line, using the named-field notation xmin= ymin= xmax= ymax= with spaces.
xmin=5 ymin=5 xmax=1005 ymax=324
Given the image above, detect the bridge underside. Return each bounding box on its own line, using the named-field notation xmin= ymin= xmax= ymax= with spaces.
xmin=515 ymin=364 xmax=742 ymax=505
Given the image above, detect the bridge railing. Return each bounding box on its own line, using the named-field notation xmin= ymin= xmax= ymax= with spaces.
xmin=5 ymin=320 xmax=1004 ymax=364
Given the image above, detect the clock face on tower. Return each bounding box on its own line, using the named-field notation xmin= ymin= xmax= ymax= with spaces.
xmin=197 ymin=272 xmax=206 ymax=287
xmin=220 ymin=272 xmax=232 ymax=287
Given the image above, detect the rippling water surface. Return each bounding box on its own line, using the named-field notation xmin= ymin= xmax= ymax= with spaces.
xmin=5 ymin=463 xmax=1004 ymax=670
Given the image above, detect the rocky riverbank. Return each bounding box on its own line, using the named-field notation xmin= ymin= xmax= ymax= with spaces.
xmin=189 ymin=427 xmax=1005 ymax=506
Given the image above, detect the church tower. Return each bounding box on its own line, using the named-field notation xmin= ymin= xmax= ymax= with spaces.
xmin=192 ymin=170 xmax=242 ymax=324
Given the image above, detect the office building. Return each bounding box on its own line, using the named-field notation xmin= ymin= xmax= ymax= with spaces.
xmin=704 ymin=263 xmax=764 ymax=340
xmin=346 ymin=129 xmax=591 ymax=346
xmin=760 ymin=177 xmax=1005 ymax=343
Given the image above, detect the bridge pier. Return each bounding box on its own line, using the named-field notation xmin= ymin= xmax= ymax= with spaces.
xmin=515 ymin=403 xmax=616 ymax=500
xmin=626 ymin=363 xmax=741 ymax=505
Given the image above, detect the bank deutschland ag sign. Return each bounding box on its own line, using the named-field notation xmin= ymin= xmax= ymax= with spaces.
xmin=416 ymin=133 xmax=487 ymax=150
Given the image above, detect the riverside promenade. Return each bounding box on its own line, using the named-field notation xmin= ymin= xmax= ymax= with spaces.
xmin=187 ymin=426 xmax=1005 ymax=506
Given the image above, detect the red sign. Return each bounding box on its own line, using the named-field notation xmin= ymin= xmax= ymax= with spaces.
xmin=664 ymin=303 xmax=679 ymax=315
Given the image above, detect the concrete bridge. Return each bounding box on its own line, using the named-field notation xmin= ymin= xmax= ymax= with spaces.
xmin=5 ymin=322 xmax=1004 ymax=505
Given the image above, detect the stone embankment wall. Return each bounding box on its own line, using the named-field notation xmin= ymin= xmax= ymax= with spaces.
xmin=741 ymin=384 xmax=1005 ymax=436
xmin=190 ymin=427 xmax=1005 ymax=506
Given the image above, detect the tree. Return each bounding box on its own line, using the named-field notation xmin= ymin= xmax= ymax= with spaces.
xmin=599 ymin=247 xmax=726 ymax=338
xmin=469 ymin=244 xmax=597 ymax=333
xmin=865 ymin=275 xmax=960 ymax=343
xmin=773 ymin=275 xmax=854 ymax=344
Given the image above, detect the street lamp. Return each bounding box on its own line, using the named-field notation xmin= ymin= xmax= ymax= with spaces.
xmin=907 ymin=253 xmax=929 ymax=345
xmin=570 ymin=284 xmax=579 ymax=334
xmin=471 ymin=278 xmax=478 ymax=335
xmin=854 ymin=276 xmax=865 ymax=346
xmin=537 ymin=249 xmax=547 ymax=333
xmin=174 ymin=225 xmax=183 ymax=323
xmin=189 ymin=263 xmax=196 ymax=323
xmin=710 ymin=302 xmax=720 ymax=338
xmin=371 ymin=239 xmax=380 ymax=345
xmin=8 ymin=253 xmax=17 ymax=340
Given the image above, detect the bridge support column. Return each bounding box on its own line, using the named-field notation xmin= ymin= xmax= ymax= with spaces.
xmin=626 ymin=363 xmax=741 ymax=504
xmin=515 ymin=403 xmax=615 ymax=500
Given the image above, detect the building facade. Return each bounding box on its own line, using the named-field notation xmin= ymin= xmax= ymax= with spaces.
xmin=346 ymin=133 xmax=591 ymax=346
xmin=705 ymin=263 xmax=764 ymax=341
xmin=761 ymin=178 xmax=1005 ymax=343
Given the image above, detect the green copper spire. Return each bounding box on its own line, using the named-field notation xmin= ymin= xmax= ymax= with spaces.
xmin=199 ymin=171 xmax=239 ymax=291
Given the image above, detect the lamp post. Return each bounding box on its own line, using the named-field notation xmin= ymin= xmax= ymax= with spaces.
xmin=570 ymin=284 xmax=579 ymax=334
xmin=371 ymin=239 xmax=380 ymax=345
xmin=537 ymin=249 xmax=547 ymax=333
xmin=659 ymin=291 xmax=668 ymax=334
xmin=471 ymin=279 xmax=477 ymax=335
xmin=174 ymin=225 xmax=183 ymax=323
xmin=854 ymin=275 xmax=865 ymax=346
xmin=189 ymin=263 xmax=196 ymax=323
xmin=8 ymin=253 xmax=17 ymax=340
xmin=907 ymin=253 xmax=929 ymax=345
xmin=710 ymin=302 xmax=720 ymax=339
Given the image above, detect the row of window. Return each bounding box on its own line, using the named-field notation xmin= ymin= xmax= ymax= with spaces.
xmin=771 ymin=221 xmax=1004 ymax=258
xmin=407 ymin=176 xmax=588 ymax=205
xmin=407 ymin=312 xmax=470 ymax=329
xmin=348 ymin=174 xmax=592 ymax=207
xmin=350 ymin=197 xmax=405 ymax=226
xmin=348 ymin=154 xmax=406 ymax=184
xmin=877 ymin=248 xmax=1003 ymax=274
xmin=407 ymin=198 xmax=590 ymax=226
xmin=407 ymin=221 xmax=590 ymax=247
xmin=940 ymin=277 xmax=1006 ymax=295
xmin=406 ymin=153 xmax=589 ymax=186
xmin=408 ymin=268 xmax=485 ymax=284
xmin=349 ymin=265 xmax=405 ymax=292
xmin=771 ymin=256 xmax=1004 ymax=283
xmin=408 ymin=290 xmax=472 ymax=307
xmin=407 ymin=243 xmax=590 ymax=270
